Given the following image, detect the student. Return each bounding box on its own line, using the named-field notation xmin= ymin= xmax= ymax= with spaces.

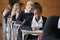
xmin=11 ymin=3 xmax=21 ymax=21
xmin=2 ymin=3 xmax=12 ymax=40
xmin=42 ymin=16 xmax=60 ymax=40
xmin=3 ymin=0 xmax=21 ymax=23
xmin=17 ymin=1 xmax=34 ymax=23
xmin=22 ymin=2 xmax=47 ymax=40
xmin=2 ymin=0 xmax=20 ymax=29
xmin=17 ymin=1 xmax=34 ymax=40
xmin=2 ymin=0 xmax=20 ymax=40
xmin=6 ymin=15 xmax=12 ymax=40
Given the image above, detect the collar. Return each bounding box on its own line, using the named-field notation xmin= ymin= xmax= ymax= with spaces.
xmin=24 ymin=9 xmax=28 ymax=13
xmin=24 ymin=9 xmax=30 ymax=13
xmin=32 ymin=16 xmax=43 ymax=23
xmin=16 ymin=12 xmax=19 ymax=15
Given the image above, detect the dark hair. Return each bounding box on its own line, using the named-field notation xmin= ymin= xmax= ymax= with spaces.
xmin=34 ymin=2 xmax=42 ymax=13
xmin=9 ymin=0 xmax=19 ymax=6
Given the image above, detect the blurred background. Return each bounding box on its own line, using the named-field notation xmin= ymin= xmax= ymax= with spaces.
xmin=0 ymin=0 xmax=60 ymax=40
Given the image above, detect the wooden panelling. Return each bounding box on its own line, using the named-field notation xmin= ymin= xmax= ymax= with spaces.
xmin=0 ymin=26 xmax=2 ymax=40
xmin=0 ymin=0 xmax=8 ymax=24
xmin=0 ymin=0 xmax=60 ymax=24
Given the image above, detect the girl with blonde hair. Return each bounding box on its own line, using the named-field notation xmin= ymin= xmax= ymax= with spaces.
xmin=11 ymin=3 xmax=21 ymax=21
xmin=17 ymin=1 xmax=34 ymax=22
xmin=17 ymin=1 xmax=34 ymax=40
xmin=10 ymin=3 xmax=22 ymax=40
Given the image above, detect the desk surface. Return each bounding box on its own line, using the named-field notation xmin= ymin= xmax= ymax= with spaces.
xmin=14 ymin=24 xmax=21 ymax=26
xmin=21 ymin=30 xmax=43 ymax=34
xmin=12 ymin=21 xmax=16 ymax=23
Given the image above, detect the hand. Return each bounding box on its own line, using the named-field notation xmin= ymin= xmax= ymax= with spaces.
xmin=7 ymin=17 xmax=12 ymax=23
xmin=32 ymin=27 xmax=38 ymax=31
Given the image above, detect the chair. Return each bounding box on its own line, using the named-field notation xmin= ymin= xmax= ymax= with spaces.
xmin=42 ymin=16 xmax=60 ymax=40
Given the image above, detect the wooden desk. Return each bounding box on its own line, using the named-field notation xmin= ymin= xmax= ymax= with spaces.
xmin=12 ymin=24 xmax=43 ymax=40
xmin=12 ymin=21 xmax=16 ymax=23
xmin=21 ymin=30 xmax=43 ymax=40
xmin=14 ymin=23 xmax=21 ymax=27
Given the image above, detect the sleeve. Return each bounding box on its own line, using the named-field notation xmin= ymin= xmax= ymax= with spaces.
xmin=22 ymin=16 xmax=32 ymax=26
xmin=4 ymin=11 xmax=11 ymax=18
xmin=3 ymin=10 xmax=7 ymax=16
xmin=3 ymin=9 xmax=9 ymax=17
xmin=3 ymin=9 xmax=10 ymax=17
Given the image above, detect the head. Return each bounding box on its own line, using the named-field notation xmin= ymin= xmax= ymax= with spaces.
xmin=25 ymin=1 xmax=34 ymax=13
xmin=34 ymin=2 xmax=42 ymax=17
xmin=11 ymin=3 xmax=21 ymax=17
xmin=12 ymin=3 xmax=21 ymax=12
xmin=7 ymin=4 xmax=12 ymax=10
xmin=15 ymin=3 xmax=21 ymax=12
xmin=9 ymin=0 xmax=19 ymax=7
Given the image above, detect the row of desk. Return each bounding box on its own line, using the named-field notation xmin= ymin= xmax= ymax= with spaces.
xmin=13 ymin=23 xmax=43 ymax=40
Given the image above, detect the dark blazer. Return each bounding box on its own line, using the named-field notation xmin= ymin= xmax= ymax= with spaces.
xmin=17 ymin=10 xmax=33 ymax=22
xmin=17 ymin=10 xmax=33 ymax=40
xmin=12 ymin=14 xmax=16 ymax=21
xmin=12 ymin=13 xmax=20 ymax=21
xmin=43 ymin=16 xmax=60 ymax=40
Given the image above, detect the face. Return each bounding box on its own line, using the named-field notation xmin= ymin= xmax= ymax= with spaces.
xmin=34 ymin=9 xmax=41 ymax=17
xmin=26 ymin=5 xmax=33 ymax=13
xmin=16 ymin=4 xmax=20 ymax=12
xmin=7 ymin=4 xmax=12 ymax=10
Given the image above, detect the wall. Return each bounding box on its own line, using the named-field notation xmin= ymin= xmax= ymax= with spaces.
xmin=0 ymin=0 xmax=60 ymax=24
xmin=0 ymin=0 xmax=8 ymax=25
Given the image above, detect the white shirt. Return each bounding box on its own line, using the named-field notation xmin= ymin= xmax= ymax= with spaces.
xmin=16 ymin=12 xmax=19 ymax=19
xmin=24 ymin=9 xmax=31 ymax=13
xmin=58 ymin=18 xmax=60 ymax=28
xmin=31 ymin=16 xmax=43 ymax=29
xmin=31 ymin=16 xmax=43 ymax=36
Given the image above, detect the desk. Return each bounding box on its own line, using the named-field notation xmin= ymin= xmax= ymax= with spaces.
xmin=14 ymin=23 xmax=21 ymax=27
xmin=21 ymin=30 xmax=43 ymax=40
xmin=12 ymin=21 xmax=16 ymax=23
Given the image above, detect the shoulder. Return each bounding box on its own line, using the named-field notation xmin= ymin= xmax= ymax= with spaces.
xmin=44 ymin=16 xmax=59 ymax=25
xmin=20 ymin=10 xmax=25 ymax=14
xmin=19 ymin=10 xmax=25 ymax=15
xmin=26 ymin=16 xmax=33 ymax=20
xmin=42 ymin=16 xmax=47 ymax=19
xmin=42 ymin=16 xmax=47 ymax=21
xmin=47 ymin=16 xmax=59 ymax=21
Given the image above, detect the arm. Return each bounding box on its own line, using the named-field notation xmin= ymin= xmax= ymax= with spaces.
xmin=3 ymin=9 xmax=10 ymax=17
